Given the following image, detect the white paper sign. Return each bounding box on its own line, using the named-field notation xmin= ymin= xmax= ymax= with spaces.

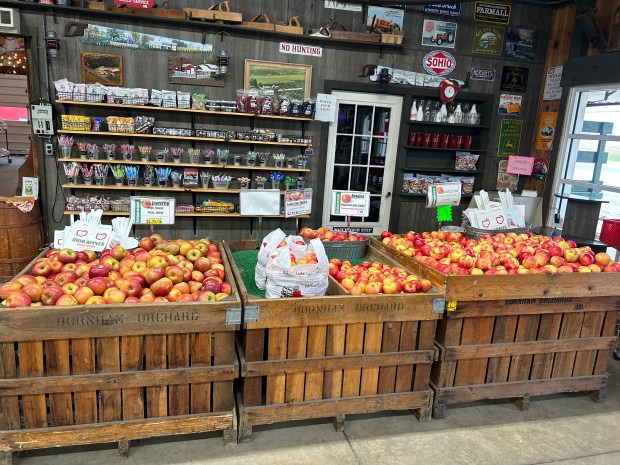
xmin=331 ymin=191 xmax=370 ymax=217
xmin=65 ymin=221 xmax=113 ymax=251
xmin=239 ymin=190 xmax=281 ymax=216
xmin=426 ymin=182 xmax=462 ymax=207
xmin=279 ymin=42 xmax=322 ymax=57
xmin=315 ymin=93 xmax=337 ymax=122
xmin=130 ymin=197 xmax=175 ymax=225
xmin=543 ymin=65 xmax=563 ymax=101
xmin=285 ymin=189 xmax=313 ymax=218
xmin=22 ymin=177 xmax=38 ymax=198
xmin=53 ymin=230 xmax=64 ymax=248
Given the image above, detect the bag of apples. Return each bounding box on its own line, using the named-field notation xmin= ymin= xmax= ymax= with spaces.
xmin=255 ymin=228 xmax=287 ymax=290
xmin=265 ymin=238 xmax=329 ymax=298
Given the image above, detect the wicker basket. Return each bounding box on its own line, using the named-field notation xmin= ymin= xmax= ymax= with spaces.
xmin=464 ymin=221 xmax=532 ymax=240
xmin=320 ymin=240 xmax=368 ymax=260
xmin=600 ymin=219 xmax=620 ymax=249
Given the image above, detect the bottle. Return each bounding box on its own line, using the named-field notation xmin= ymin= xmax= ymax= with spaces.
xmin=430 ymin=101 xmax=438 ymax=123
xmin=439 ymin=103 xmax=448 ymax=122
xmin=416 ymin=100 xmax=424 ymax=121
xmin=410 ymin=99 xmax=417 ymax=121
xmin=423 ymin=101 xmax=431 ymax=122
xmin=469 ymin=104 xmax=478 ymax=125
xmin=454 ymin=103 xmax=463 ymax=124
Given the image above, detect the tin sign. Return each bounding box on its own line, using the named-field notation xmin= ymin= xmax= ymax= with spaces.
xmin=424 ymin=3 xmax=461 ymax=17
xmin=474 ymin=1 xmax=511 ymax=25
xmin=113 ymin=0 xmax=155 ymax=8
xmin=470 ymin=67 xmax=496 ymax=80
xmin=422 ymin=50 xmax=456 ymax=76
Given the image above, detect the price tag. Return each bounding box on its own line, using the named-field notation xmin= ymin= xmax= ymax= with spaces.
xmin=130 ymin=197 xmax=175 ymax=225
xmin=285 ymin=189 xmax=312 ymax=218
xmin=331 ymin=191 xmax=370 ymax=217
xmin=446 ymin=300 xmax=458 ymax=312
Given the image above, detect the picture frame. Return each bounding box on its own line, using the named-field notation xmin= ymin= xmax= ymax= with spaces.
xmin=244 ymin=59 xmax=312 ymax=100
xmin=81 ymin=52 xmax=124 ymax=87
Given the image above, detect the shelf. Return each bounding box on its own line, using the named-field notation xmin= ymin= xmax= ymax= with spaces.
xmin=404 ymin=146 xmax=484 ymax=152
xmin=59 ymin=158 xmax=311 ymax=173
xmin=399 ymin=193 xmax=473 ymax=198
xmin=56 ymin=101 xmax=315 ymax=122
xmin=400 ymin=168 xmax=482 ymax=174
xmin=57 ymin=130 xmax=311 ymax=147
xmin=62 ymin=184 xmax=290 ymax=194
xmin=407 ymin=121 xmax=489 ymax=129
xmin=64 ymin=211 xmax=309 ymax=218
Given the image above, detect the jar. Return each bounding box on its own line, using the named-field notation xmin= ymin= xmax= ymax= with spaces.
xmin=247 ymin=89 xmax=259 ymax=115
xmin=236 ymin=89 xmax=247 ymax=113
xmin=290 ymin=99 xmax=302 ymax=117
xmin=260 ymin=89 xmax=275 ymax=115
xmin=91 ymin=117 xmax=104 ymax=132
xmin=302 ymin=98 xmax=315 ymax=118
xmin=278 ymin=96 xmax=291 ymax=116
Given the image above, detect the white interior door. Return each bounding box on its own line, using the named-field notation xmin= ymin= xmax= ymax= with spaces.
xmin=322 ymin=91 xmax=402 ymax=234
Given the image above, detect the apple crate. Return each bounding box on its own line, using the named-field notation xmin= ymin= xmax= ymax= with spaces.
xmin=225 ymin=240 xmax=443 ymax=441
xmin=0 ymin=243 xmax=240 ymax=462
xmin=370 ymin=237 xmax=620 ymax=419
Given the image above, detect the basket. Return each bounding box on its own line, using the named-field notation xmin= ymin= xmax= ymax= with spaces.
xmin=464 ymin=221 xmax=532 ymax=240
xmin=320 ymin=240 xmax=368 ymax=260
xmin=600 ymin=219 xmax=620 ymax=249
xmin=212 ymin=180 xmax=231 ymax=189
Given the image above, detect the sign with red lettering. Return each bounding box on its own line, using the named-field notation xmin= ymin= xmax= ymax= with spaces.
xmin=506 ymin=155 xmax=534 ymax=176
xmin=113 ymin=0 xmax=155 ymax=8
xmin=422 ymin=50 xmax=456 ymax=76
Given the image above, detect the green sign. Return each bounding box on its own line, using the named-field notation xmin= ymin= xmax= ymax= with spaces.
xmin=472 ymin=25 xmax=504 ymax=56
xmin=497 ymin=119 xmax=523 ymax=157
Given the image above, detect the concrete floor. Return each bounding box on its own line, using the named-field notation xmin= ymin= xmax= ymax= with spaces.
xmin=15 ymin=356 xmax=620 ymax=465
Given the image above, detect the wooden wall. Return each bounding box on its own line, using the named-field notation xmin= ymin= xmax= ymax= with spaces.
xmin=18 ymin=1 xmax=554 ymax=240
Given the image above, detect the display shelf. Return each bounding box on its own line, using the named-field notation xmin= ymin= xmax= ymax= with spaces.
xmin=62 ymin=184 xmax=289 ymax=194
xmin=408 ymin=121 xmax=489 ymax=129
xmin=58 ymin=158 xmax=311 ymax=173
xmin=399 ymin=193 xmax=473 ymax=198
xmin=57 ymin=130 xmax=310 ymax=147
xmin=400 ymin=168 xmax=482 ymax=174
xmin=56 ymin=100 xmax=315 ymax=122
xmin=404 ymin=146 xmax=484 ymax=152
xmin=63 ymin=210 xmax=309 ymax=218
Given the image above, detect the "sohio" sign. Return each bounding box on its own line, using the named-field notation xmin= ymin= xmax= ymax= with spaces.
xmin=423 ymin=50 xmax=456 ymax=76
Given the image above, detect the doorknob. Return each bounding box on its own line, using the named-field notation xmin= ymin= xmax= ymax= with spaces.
xmin=385 ymin=192 xmax=391 ymax=198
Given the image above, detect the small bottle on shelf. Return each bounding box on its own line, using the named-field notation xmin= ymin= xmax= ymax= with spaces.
xmin=410 ymin=99 xmax=418 ymax=120
xmin=469 ymin=104 xmax=479 ymax=125
xmin=423 ymin=101 xmax=431 ymax=122
xmin=453 ymin=103 xmax=463 ymax=124
xmin=439 ymin=103 xmax=448 ymax=122
xmin=416 ymin=100 xmax=424 ymax=122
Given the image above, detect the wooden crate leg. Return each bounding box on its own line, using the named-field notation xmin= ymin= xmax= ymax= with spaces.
xmin=238 ymin=425 xmax=253 ymax=443
xmin=590 ymin=388 xmax=607 ymax=403
xmin=118 ymin=440 xmax=130 ymax=459
xmin=223 ymin=427 xmax=237 ymax=445
xmin=0 ymin=452 xmax=14 ymax=465
xmin=332 ymin=414 xmax=345 ymax=432
xmin=412 ymin=405 xmax=432 ymax=422
xmin=513 ymin=396 xmax=530 ymax=411
xmin=433 ymin=402 xmax=446 ymax=420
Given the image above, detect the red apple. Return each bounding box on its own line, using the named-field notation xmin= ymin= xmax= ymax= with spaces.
xmin=105 ymin=288 xmax=126 ymax=304
xmin=125 ymin=297 xmax=140 ymax=304
xmin=16 ymin=275 xmax=38 ymax=287
xmin=76 ymin=251 xmax=89 ymax=263
xmin=194 ymin=257 xmax=212 ymax=273
xmin=85 ymin=296 xmax=107 ymax=305
xmin=55 ymin=294 xmax=79 ymax=306
xmin=220 ymin=282 xmax=232 ymax=296
xmin=145 ymin=267 xmax=165 ymax=285
xmin=564 ymin=248 xmax=579 ymax=263
xmin=151 ymin=277 xmax=174 ymax=297
xmin=5 ymin=292 xmax=31 ymax=308
xmin=74 ymin=286 xmax=95 ymax=304
xmin=55 ymin=271 xmax=78 ymax=286
xmin=57 ymin=248 xmax=78 ymax=264
xmin=0 ymin=281 xmax=22 ymax=300
xmin=86 ymin=277 xmax=109 ymax=295
xmin=418 ymin=279 xmax=432 ymax=293
xmin=119 ymin=279 xmax=143 ymax=298
xmin=88 ymin=264 xmax=109 ymax=278
xmin=41 ymin=285 xmax=65 ymax=306
xmin=32 ymin=261 xmax=52 ymax=277
xmin=22 ymin=283 xmax=44 ymax=302
xmin=165 ymin=266 xmax=184 ymax=284
xmin=196 ymin=291 xmax=216 ymax=302
xmin=139 ymin=236 xmax=155 ymax=251
xmin=201 ymin=278 xmax=221 ymax=294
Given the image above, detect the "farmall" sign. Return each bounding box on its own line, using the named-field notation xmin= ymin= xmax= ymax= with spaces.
xmin=422 ymin=50 xmax=456 ymax=76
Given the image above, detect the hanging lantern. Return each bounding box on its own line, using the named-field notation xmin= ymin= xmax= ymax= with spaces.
xmin=44 ymin=31 xmax=60 ymax=59
xmin=216 ymin=49 xmax=230 ymax=76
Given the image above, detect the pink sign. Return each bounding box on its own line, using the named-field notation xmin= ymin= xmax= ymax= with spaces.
xmin=506 ymin=155 xmax=534 ymax=176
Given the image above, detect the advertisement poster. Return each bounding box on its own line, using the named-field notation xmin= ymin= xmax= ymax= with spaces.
xmin=472 ymin=25 xmax=505 ymax=56
xmin=497 ymin=119 xmax=523 ymax=156
xmin=424 ymin=3 xmax=461 ymax=16
xmin=535 ymin=112 xmax=557 ymax=151
xmin=504 ymin=27 xmax=538 ymax=59
xmin=506 ymin=155 xmax=535 ymax=175
xmin=331 ymin=191 xmax=370 ymax=217
xmin=500 ymin=66 xmax=529 ymax=92
xmin=426 ymin=183 xmax=462 ymax=207
xmin=470 ymin=67 xmax=496 ymax=81
xmin=130 ymin=197 xmax=176 ymax=225
xmin=366 ymin=6 xmax=405 ymax=33
xmin=324 ymin=1 xmax=362 ymax=12
xmin=543 ymin=65 xmax=563 ymax=100
xmin=284 ymin=189 xmax=313 ymax=218
xmin=474 ymin=1 xmax=511 ymax=24
xmin=498 ymin=94 xmax=522 ymax=116
xmin=421 ymin=19 xmax=458 ymax=48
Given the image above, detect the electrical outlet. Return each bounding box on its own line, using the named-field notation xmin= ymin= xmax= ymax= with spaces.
xmin=44 ymin=143 xmax=54 ymax=156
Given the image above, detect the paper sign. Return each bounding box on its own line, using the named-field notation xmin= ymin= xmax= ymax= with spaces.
xmin=279 ymin=43 xmax=323 ymax=57
xmin=285 ymin=189 xmax=313 ymax=218
xmin=53 ymin=230 xmax=64 ymax=248
xmin=497 ymin=119 xmax=523 ymax=156
xmin=543 ymin=66 xmax=563 ymax=100
xmin=426 ymin=182 xmax=462 ymax=207
xmin=130 ymin=197 xmax=175 ymax=225
xmin=331 ymin=191 xmax=370 ymax=217
xmin=315 ymin=93 xmax=337 ymax=122
xmin=65 ymin=221 xmax=113 ymax=251
xmin=22 ymin=177 xmax=38 ymax=198
xmin=477 ymin=207 xmax=508 ymax=230
xmin=239 ymin=190 xmax=280 ymax=216
xmin=535 ymin=112 xmax=557 ymax=151
xmin=506 ymin=155 xmax=534 ymax=175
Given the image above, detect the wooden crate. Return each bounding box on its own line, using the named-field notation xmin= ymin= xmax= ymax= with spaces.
xmin=0 ymin=244 xmax=240 ymax=462
xmin=370 ymin=237 xmax=620 ymax=418
xmin=225 ymin=240 xmax=443 ymax=441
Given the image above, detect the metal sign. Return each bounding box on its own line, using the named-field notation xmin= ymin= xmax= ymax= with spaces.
xmin=424 ymin=3 xmax=461 ymax=17
xmin=472 ymin=25 xmax=505 ymax=56
xmin=500 ymin=66 xmax=529 ymax=92
xmin=470 ymin=67 xmax=496 ymax=80
xmin=474 ymin=1 xmax=511 ymax=25
xmin=422 ymin=50 xmax=456 ymax=76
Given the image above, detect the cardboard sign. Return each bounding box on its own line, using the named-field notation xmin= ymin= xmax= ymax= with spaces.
xmin=279 ymin=43 xmax=323 ymax=57
xmin=239 ymin=190 xmax=280 ymax=216
xmin=422 ymin=50 xmax=456 ymax=76
xmin=470 ymin=67 xmax=496 ymax=80
xmin=130 ymin=197 xmax=175 ymax=225
xmin=506 ymin=155 xmax=535 ymax=175
xmin=315 ymin=93 xmax=337 ymax=122
xmin=543 ymin=66 xmax=563 ymax=101
xmin=472 ymin=25 xmax=505 ymax=56
xmin=331 ymin=191 xmax=370 ymax=217
xmin=426 ymin=182 xmax=462 ymax=207
xmin=497 ymin=119 xmax=523 ymax=157
xmin=474 ymin=1 xmax=511 ymax=25
xmin=535 ymin=112 xmax=557 ymax=151
xmin=65 ymin=221 xmax=113 ymax=252
xmin=424 ymin=3 xmax=461 ymax=16
xmin=285 ymin=189 xmax=313 ymax=218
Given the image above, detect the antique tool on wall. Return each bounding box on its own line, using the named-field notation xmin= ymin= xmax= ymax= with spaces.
xmin=185 ymin=1 xmax=243 ymax=23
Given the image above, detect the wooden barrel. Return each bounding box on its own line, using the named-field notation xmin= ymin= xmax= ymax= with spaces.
xmin=0 ymin=200 xmax=44 ymax=281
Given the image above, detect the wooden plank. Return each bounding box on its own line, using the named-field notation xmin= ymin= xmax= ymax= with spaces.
xmin=377 ymin=322 xmax=401 ymax=394
xmin=395 ymin=321 xmax=418 ymax=392
xmin=71 ymin=339 xmax=97 ymax=425
xmin=0 ymin=413 xmax=234 ymax=453
xmin=241 ymin=330 xmax=264 ymax=407
xmin=266 ymin=328 xmax=287 ymax=405
xmin=121 ymin=336 xmax=145 ymax=420
xmin=431 ymin=318 xmax=463 ymax=388
xmin=360 ymin=323 xmax=383 ymax=396
xmin=323 ymin=324 xmax=346 ymax=399
xmin=413 ymin=320 xmax=437 ymax=392
xmin=573 ymin=312 xmax=606 ymax=376
xmin=190 ymin=332 xmax=212 ymax=414
xmin=304 ymin=326 xmax=327 ymax=401
xmin=19 ymin=341 xmax=47 ymax=428
xmin=0 ymin=343 xmax=19 ymax=430
xmin=285 ymin=327 xmax=308 ymax=403
xmin=552 ymin=312 xmax=585 ymax=378
xmin=508 ymin=315 xmax=542 ymax=381
xmin=96 ymin=337 xmax=121 ymax=423
xmin=342 ymin=323 xmax=364 ymax=397
xmin=145 ymin=335 xmax=167 ymax=418
xmin=212 ymin=332 xmax=235 ymax=412
xmin=486 ymin=315 xmax=518 ymax=383
xmin=593 ymin=310 xmax=619 ymax=375
xmin=45 ymin=340 xmax=73 ymax=426
xmin=530 ymin=313 xmax=563 ymax=380
xmin=168 ymin=334 xmax=190 ymax=416
xmin=453 ymin=317 xmax=495 ymax=386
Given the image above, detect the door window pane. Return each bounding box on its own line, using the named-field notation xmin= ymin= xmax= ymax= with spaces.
xmin=337 ymin=104 xmax=355 ymax=134
xmin=350 ymin=166 xmax=367 ymax=191
xmin=573 ymin=90 xmax=620 ymax=136
xmin=332 ymin=166 xmax=350 ymax=190
xmin=335 ymin=135 xmax=353 ymax=164
xmin=373 ymin=107 xmax=390 ymax=136
xmin=355 ymin=106 xmax=374 ymax=135
xmin=368 ymin=167 xmax=384 ymax=194
xmin=370 ymin=138 xmax=388 ymax=165
xmin=352 ymin=136 xmax=371 ymax=165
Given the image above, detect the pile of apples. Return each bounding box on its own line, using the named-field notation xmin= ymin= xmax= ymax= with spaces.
xmin=380 ymin=230 xmax=620 ymax=275
xmin=0 ymin=234 xmax=232 ymax=308
xmin=329 ymin=258 xmax=432 ymax=294
xmin=299 ymin=227 xmax=367 ymax=242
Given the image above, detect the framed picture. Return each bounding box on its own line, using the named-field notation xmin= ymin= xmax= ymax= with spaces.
xmin=244 ymin=60 xmax=312 ymax=100
xmin=81 ymin=52 xmax=123 ymax=87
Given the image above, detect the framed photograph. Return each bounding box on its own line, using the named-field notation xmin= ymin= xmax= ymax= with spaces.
xmin=244 ymin=60 xmax=312 ymax=100
xmin=81 ymin=52 xmax=123 ymax=86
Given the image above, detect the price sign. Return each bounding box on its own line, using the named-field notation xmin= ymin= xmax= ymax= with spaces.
xmin=130 ymin=197 xmax=175 ymax=225
xmin=285 ymin=189 xmax=313 ymax=218
xmin=426 ymin=182 xmax=462 ymax=207
xmin=331 ymin=191 xmax=370 ymax=217
xmin=65 ymin=221 xmax=113 ymax=252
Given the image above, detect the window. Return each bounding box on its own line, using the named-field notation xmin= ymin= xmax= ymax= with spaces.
xmin=552 ymin=85 xmax=620 ymax=233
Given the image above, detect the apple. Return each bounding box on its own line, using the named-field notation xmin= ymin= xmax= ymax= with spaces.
xmin=341 ymin=277 xmax=355 ymax=290
xmin=595 ymin=252 xmax=611 ymax=266
xmin=72 ymin=286 xmax=94 ymax=304
xmin=84 ymin=250 xmax=97 ymax=262
xmin=57 ymin=248 xmax=78 ymax=264
xmin=55 ymin=294 xmax=79 ymax=306
xmin=5 ymin=292 xmax=31 ymax=308
xmin=147 ymin=256 xmax=168 ymax=269
xmin=194 ymin=257 xmax=212 ymax=273
xmin=588 ymin=264 xmax=602 ymax=273
xmin=120 ymin=279 xmax=143 ymax=297
xmin=300 ymin=227 xmax=315 ymax=239
xmin=139 ymin=236 xmax=155 ymax=251
xmin=75 ymin=251 xmax=89 ymax=263
xmin=214 ymin=293 xmax=229 ymax=301
xmin=189 ymin=281 xmax=202 ymax=294
xmin=418 ymin=279 xmax=432 ymax=293
xmin=139 ymin=292 xmax=156 ymax=303
xmin=521 ymin=256 xmax=539 ymax=269
xmin=41 ymin=285 xmax=65 ymax=306
xmin=365 ymin=282 xmax=382 ymax=294
xmin=125 ymin=297 xmax=140 ymax=304
xmin=165 ymin=266 xmax=184 ymax=284
xmin=61 ymin=283 xmax=78 ymax=296
xmin=564 ymin=248 xmax=579 ymax=263
xmin=22 ymin=283 xmax=44 ymax=302
xmin=151 ymin=277 xmax=174 ymax=297
xmin=534 ymin=250 xmax=551 ymax=267
xmin=101 ymin=257 xmax=120 ymax=271
xmin=603 ymin=266 xmax=617 ymax=273
xmin=105 ymin=288 xmax=126 ymax=304
xmin=89 ymin=264 xmax=109 ymax=278
xmin=173 ymin=282 xmax=190 ymax=294
xmin=32 ymin=261 xmax=52 ymax=277
xmin=145 ymin=267 xmax=166 ymax=285
xmin=166 ymin=288 xmax=183 ymax=302
xmin=196 ymin=291 xmax=216 ymax=302
xmin=403 ymin=280 xmax=420 ymax=293
xmin=186 ymin=248 xmax=203 ymax=262
xmin=110 ymin=245 xmax=127 ymax=261
xmin=577 ymin=266 xmax=592 ymax=273
xmin=16 ymin=275 xmax=38 ymax=287
xmin=220 ymin=282 xmax=232 ymax=296
xmin=549 ymin=256 xmax=566 ymax=267
xmin=201 ymin=278 xmax=221 ymax=294
xmin=85 ymin=296 xmax=107 ymax=305
xmin=55 ymin=271 xmax=78 ymax=287
xmin=86 ymin=277 xmax=109 ymax=296
xmin=0 ymin=281 xmax=22 ymax=300
xmin=132 ymin=262 xmax=147 ymax=274
xmin=49 ymin=260 xmax=63 ymax=274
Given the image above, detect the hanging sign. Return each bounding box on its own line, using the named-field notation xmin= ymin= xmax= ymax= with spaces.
xmin=470 ymin=67 xmax=496 ymax=81
xmin=474 ymin=2 xmax=511 ymax=25
xmin=472 ymin=25 xmax=505 ymax=55
xmin=424 ymin=3 xmax=461 ymax=17
xmin=500 ymin=66 xmax=529 ymax=92
xmin=535 ymin=112 xmax=557 ymax=151
xmin=422 ymin=50 xmax=456 ymax=76
xmin=426 ymin=183 xmax=462 ymax=207
xmin=130 ymin=197 xmax=175 ymax=225
xmin=543 ymin=66 xmax=563 ymax=101
xmin=497 ymin=119 xmax=523 ymax=157
xmin=506 ymin=155 xmax=535 ymax=175
xmin=324 ymin=1 xmax=362 ymax=12
xmin=279 ymin=43 xmax=323 ymax=57
xmin=315 ymin=93 xmax=337 ymax=122
xmin=285 ymin=189 xmax=313 ymax=218
xmin=65 ymin=221 xmax=113 ymax=252
xmin=498 ymin=94 xmax=522 ymax=116
xmin=331 ymin=191 xmax=370 ymax=217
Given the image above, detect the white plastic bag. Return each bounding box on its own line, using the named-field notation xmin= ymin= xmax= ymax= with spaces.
xmin=255 ymin=228 xmax=286 ymax=290
xmin=265 ymin=239 xmax=329 ymax=298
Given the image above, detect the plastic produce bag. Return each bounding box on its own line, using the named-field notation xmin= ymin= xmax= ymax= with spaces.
xmin=265 ymin=239 xmax=329 ymax=298
xmin=255 ymin=228 xmax=287 ymax=290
